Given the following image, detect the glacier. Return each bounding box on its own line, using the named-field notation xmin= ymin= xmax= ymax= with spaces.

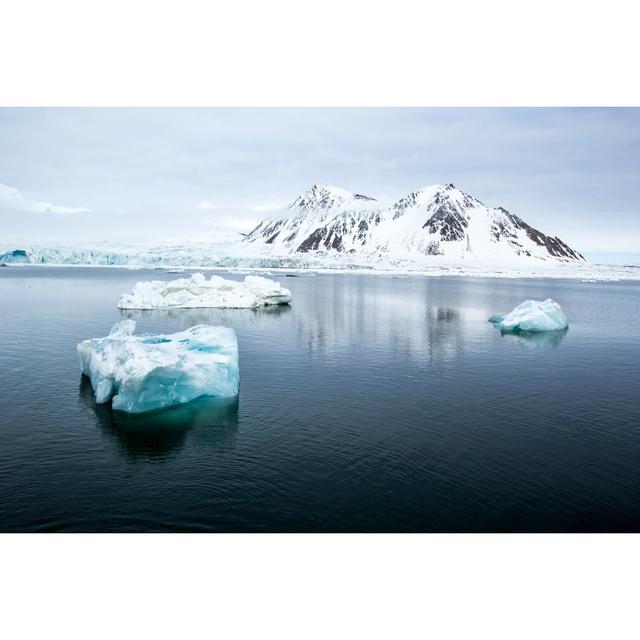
xmin=1 ymin=241 xmax=639 ymax=280
xmin=77 ymin=320 xmax=239 ymax=414
xmin=117 ymin=273 xmax=292 ymax=309
xmin=489 ymin=299 xmax=569 ymax=332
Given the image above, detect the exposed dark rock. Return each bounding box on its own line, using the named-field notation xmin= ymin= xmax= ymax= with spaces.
xmin=423 ymin=204 xmax=468 ymax=241
xmin=506 ymin=212 xmax=585 ymax=260
xmin=297 ymin=227 xmax=328 ymax=253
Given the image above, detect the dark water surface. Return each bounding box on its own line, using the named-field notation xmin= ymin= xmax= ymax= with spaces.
xmin=1 ymin=267 xmax=639 ymax=532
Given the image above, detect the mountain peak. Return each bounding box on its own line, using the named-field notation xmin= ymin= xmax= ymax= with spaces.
xmin=289 ymin=184 xmax=377 ymax=212
xmin=304 ymin=183 xmax=352 ymax=198
xmin=416 ymin=182 xmax=453 ymax=192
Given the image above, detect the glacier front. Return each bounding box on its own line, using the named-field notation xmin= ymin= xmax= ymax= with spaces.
xmin=489 ymin=299 xmax=569 ymax=332
xmin=77 ymin=320 xmax=239 ymax=414
xmin=117 ymin=273 xmax=292 ymax=309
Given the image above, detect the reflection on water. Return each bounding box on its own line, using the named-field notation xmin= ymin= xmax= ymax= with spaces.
xmin=78 ymin=377 xmax=239 ymax=461
xmin=280 ymin=275 xmax=569 ymax=363
xmin=290 ymin=286 xmax=478 ymax=364
xmin=115 ymin=278 xmax=573 ymax=368
xmin=497 ymin=328 xmax=568 ymax=349
xmin=425 ymin=307 xmax=464 ymax=363
xmin=120 ymin=304 xmax=291 ymax=330
xmin=433 ymin=307 xmax=459 ymax=323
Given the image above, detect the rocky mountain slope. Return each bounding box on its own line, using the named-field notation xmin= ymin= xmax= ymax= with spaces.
xmin=243 ymin=183 xmax=585 ymax=262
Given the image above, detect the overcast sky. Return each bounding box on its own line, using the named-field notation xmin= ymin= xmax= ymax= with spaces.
xmin=1 ymin=108 xmax=638 ymax=259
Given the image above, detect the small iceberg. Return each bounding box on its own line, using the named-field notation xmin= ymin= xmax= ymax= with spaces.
xmin=117 ymin=273 xmax=292 ymax=310
xmin=489 ymin=298 xmax=569 ymax=332
xmin=77 ymin=320 xmax=239 ymax=414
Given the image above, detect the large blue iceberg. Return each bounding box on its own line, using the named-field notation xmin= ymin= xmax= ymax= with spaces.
xmin=489 ymin=298 xmax=569 ymax=332
xmin=77 ymin=320 xmax=239 ymax=414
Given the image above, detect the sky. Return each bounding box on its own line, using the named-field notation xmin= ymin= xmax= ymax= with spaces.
xmin=0 ymin=108 xmax=638 ymax=261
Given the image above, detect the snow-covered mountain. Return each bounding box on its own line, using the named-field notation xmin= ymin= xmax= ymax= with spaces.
xmin=244 ymin=183 xmax=585 ymax=262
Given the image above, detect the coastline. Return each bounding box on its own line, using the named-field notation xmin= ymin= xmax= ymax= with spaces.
xmin=3 ymin=259 xmax=639 ymax=282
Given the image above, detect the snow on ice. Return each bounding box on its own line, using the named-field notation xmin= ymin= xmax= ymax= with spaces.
xmin=117 ymin=273 xmax=292 ymax=309
xmin=77 ymin=320 xmax=239 ymax=414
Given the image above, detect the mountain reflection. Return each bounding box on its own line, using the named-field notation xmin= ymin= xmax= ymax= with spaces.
xmin=424 ymin=307 xmax=464 ymax=362
xmin=78 ymin=377 xmax=239 ymax=461
xmin=289 ymin=275 xmax=474 ymax=364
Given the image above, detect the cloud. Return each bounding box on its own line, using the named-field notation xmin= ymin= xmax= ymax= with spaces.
xmin=196 ymin=200 xmax=215 ymax=210
xmin=0 ymin=182 xmax=91 ymax=214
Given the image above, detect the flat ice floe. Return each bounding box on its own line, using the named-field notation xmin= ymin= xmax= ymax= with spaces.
xmin=489 ymin=299 xmax=569 ymax=332
xmin=77 ymin=320 xmax=239 ymax=414
xmin=117 ymin=273 xmax=292 ymax=309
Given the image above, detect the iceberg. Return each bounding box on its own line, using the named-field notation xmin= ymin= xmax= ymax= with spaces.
xmin=117 ymin=273 xmax=292 ymax=310
xmin=489 ymin=298 xmax=569 ymax=332
xmin=77 ymin=320 xmax=239 ymax=414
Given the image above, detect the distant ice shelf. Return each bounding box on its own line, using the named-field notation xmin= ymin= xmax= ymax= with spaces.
xmin=117 ymin=273 xmax=292 ymax=309
xmin=489 ymin=299 xmax=569 ymax=332
xmin=2 ymin=242 xmax=639 ymax=281
xmin=77 ymin=320 xmax=239 ymax=414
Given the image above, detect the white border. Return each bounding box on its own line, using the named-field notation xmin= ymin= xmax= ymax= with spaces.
xmin=1 ymin=0 xmax=639 ymax=106
xmin=1 ymin=534 xmax=638 ymax=639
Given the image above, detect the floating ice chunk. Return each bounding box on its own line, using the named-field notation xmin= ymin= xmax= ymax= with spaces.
xmin=117 ymin=273 xmax=292 ymax=309
xmin=489 ymin=298 xmax=568 ymax=332
xmin=77 ymin=320 xmax=239 ymax=414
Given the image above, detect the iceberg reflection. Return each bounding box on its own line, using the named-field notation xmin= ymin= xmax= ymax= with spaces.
xmin=498 ymin=327 xmax=568 ymax=349
xmin=78 ymin=377 xmax=239 ymax=461
xmin=120 ymin=303 xmax=291 ymax=330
